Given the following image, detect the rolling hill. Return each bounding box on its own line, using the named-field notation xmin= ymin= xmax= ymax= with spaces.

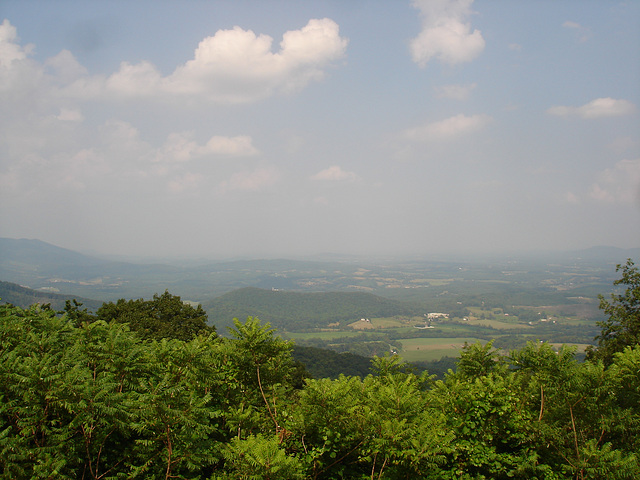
xmin=204 ymin=286 xmax=421 ymax=332
xmin=0 ymin=280 xmax=103 ymax=311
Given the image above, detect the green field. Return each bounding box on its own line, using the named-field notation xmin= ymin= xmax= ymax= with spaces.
xmin=348 ymin=316 xmax=419 ymax=329
xmin=395 ymin=337 xmax=485 ymax=362
xmin=284 ymin=330 xmax=365 ymax=341
xmin=464 ymin=318 xmax=529 ymax=330
xmin=284 ymin=307 xmax=600 ymax=364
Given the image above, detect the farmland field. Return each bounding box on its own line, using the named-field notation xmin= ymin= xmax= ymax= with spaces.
xmin=394 ymin=337 xmax=485 ymax=362
xmin=464 ymin=319 xmax=527 ymax=330
xmin=284 ymin=330 xmax=365 ymax=341
xmin=347 ymin=316 xmax=416 ymax=329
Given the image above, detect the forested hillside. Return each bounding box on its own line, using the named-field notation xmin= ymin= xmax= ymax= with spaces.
xmin=205 ymin=287 xmax=419 ymax=331
xmin=0 ymin=280 xmax=102 ymax=312
xmin=291 ymin=345 xmax=373 ymax=379
xmin=1 ymin=260 xmax=639 ymax=479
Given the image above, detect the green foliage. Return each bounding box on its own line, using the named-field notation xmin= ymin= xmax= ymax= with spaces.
xmin=588 ymin=259 xmax=640 ymax=365
xmin=216 ymin=434 xmax=305 ymax=480
xmin=0 ymin=302 xmax=224 ymax=479
xmin=510 ymin=341 xmax=639 ymax=479
xmin=291 ymin=345 xmax=372 ymax=379
xmin=96 ymin=290 xmax=214 ymax=341
xmin=286 ymin=357 xmax=450 ymax=479
xmin=429 ymin=369 xmax=538 ymax=479
xmin=606 ymin=345 xmax=640 ymax=459
xmin=2 ymin=282 xmax=639 ymax=479
xmin=63 ymin=298 xmax=96 ymax=325
xmin=455 ymin=340 xmax=504 ymax=379
xmin=220 ymin=317 xmax=298 ymax=440
xmin=359 ymin=362 xmax=450 ymax=478
xmin=370 ymin=352 xmax=418 ymax=377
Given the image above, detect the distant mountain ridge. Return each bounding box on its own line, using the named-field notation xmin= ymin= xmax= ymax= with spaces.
xmin=0 ymin=237 xmax=187 ymax=300
xmin=1 ymin=237 xmax=637 ymax=305
xmin=0 ymin=237 xmax=108 ymax=269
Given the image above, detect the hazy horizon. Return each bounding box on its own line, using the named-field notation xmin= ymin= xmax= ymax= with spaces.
xmin=1 ymin=1 xmax=639 ymax=258
xmin=2 ymin=236 xmax=638 ymax=267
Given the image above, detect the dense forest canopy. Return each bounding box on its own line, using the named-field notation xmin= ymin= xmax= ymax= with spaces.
xmin=0 ymin=260 xmax=639 ymax=479
xmin=205 ymin=287 xmax=419 ymax=331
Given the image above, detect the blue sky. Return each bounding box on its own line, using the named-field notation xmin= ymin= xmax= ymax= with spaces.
xmin=0 ymin=0 xmax=638 ymax=258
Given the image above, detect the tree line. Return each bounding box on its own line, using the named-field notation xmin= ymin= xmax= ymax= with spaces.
xmin=0 ymin=260 xmax=638 ymax=479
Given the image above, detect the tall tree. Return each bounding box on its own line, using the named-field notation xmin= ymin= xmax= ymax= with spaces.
xmin=96 ymin=290 xmax=214 ymax=341
xmin=587 ymin=259 xmax=640 ymax=365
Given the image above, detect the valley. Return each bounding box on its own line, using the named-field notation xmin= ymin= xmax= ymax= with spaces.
xmin=1 ymin=238 xmax=636 ymax=365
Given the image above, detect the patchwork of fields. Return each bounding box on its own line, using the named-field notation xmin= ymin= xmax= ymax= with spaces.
xmin=281 ymin=301 xmax=602 ymax=363
xmin=2 ymin=238 xmax=628 ymax=364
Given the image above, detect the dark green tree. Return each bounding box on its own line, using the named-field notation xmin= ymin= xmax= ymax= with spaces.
xmin=63 ymin=298 xmax=96 ymax=326
xmin=96 ymin=290 xmax=214 ymax=341
xmin=455 ymin=340 xmax=504 ymax=378
xmin=219 ymin=317 xmax=298 ymax=440
xmin=510 ymin=341 xmax=640 ymax=479
xmin=587 ymin=259 xmax=640 ymax=365
xmin=0 ymin=301 xmax=226 ymax=479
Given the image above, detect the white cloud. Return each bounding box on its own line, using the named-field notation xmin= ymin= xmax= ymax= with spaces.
xmin=0 ymin=86 xmax=264 ymax=198
xmin=56 ymin=108 xmax=84 ymax=122
xmin=562 ymin=21 xmax=581 ymax=29
xmin=203 ymin=135 xmax=259 ymax=156
xmin=1 ymin=18 xmax=347 ymax=104
xmin=311 ymin=165 xmax=359 ymax=182
xmin=562 ymin=20 xmax=591 ymax=43
xmin=106 ymin=60 xmax=163 ymax=97
xmin=0 ymin=146 xmax=112 ymax=197
xmin=98 ymin=119 xmax=150 ymax=155
xmin=219 ymin=166 xmax=279 ymax=192
xmin=589 ymin=158 xmax=640 ymax=204
xmin=548 ymin=97 xmax=636 ymax=119
xmin=155 ymin=132 xmax=200 ymax=163
xmin=0 ymin=19 xmax=31 ymax=64
xmin=57 ymin=148 xmax=106 ymax=191
xmin=155 ymin=132 xmax=259 ymax=163
xmin=168 ymin=172 xmax=203 ymax=194
xmin=404 ymin=113 xmax=491 ymax=141
xmin=435 ymin=82 xmax=476 ymax=100
xmin=410 ymin=0 xmax=485 ymax=66
xmin=0 ymin=20 xmax=40 ymax=98
xmin=45 ymin=49 xmax=88 ymax=84
xmin=564 ymin=192 xmax=580 ymax=205
xmin=103 ymin=18 xmax=347 ymax=103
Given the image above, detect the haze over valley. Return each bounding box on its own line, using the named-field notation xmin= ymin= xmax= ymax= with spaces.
xmin=2 ymin=237 xmax=637 ymax=365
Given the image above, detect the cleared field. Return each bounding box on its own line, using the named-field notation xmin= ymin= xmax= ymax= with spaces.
xmin=348 ymin=316 xmax=415 ymax=330
xmin=549 ymin=343 xmax=592 ymax=353
xmin=423 ymin=278 xmax=454 ymax=286
xmin=285 ymin=331 xmax=366 ymax=341
xmin=396 ymin=337 xmax=485 ymax=362
xmin=465 ymin=319 xmax=529 ymax=330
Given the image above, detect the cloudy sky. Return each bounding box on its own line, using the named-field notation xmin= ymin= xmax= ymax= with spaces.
xmin=1 ymin=0 xmax=639 ymax=259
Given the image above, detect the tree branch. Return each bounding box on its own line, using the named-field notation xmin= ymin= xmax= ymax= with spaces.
xmin=256 ymin=365 xmax=279 ymax=434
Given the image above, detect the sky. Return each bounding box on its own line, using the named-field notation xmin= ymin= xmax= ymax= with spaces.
xmin=0 ymin=0 xmax=639 ymax=259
